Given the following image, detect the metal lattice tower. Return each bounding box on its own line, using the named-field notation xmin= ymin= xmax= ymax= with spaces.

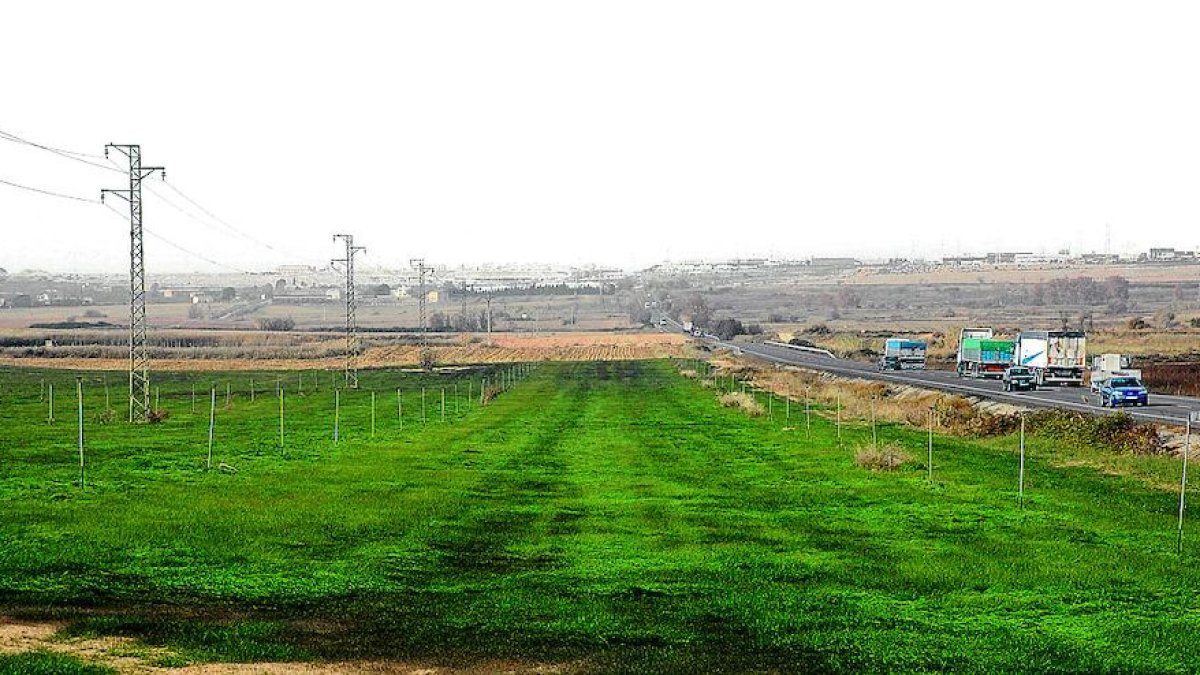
xmin=410 ymin=259 xmax=431 ymax=368
xmin=332 ymin=234 xmax=366 ymax=388
xmin=101 ymin=144 xmax=164 ymax=423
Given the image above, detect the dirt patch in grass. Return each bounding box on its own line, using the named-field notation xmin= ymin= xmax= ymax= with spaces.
xmin=0 ymin=616 xmax=572 ymax=674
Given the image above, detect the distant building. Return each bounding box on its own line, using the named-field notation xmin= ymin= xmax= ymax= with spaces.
xmin=1013 ymin=252 xmax=1069 ymax=266
xmin=1080 ymin=253 xmax=1120 ymax=265
xmin=808 ymin=257 xmax=861 ymax=270
xmin=986 ymin=252 xmax=1032 ymax=264
xmin=941 ymin=256 xmax=988 ymax=267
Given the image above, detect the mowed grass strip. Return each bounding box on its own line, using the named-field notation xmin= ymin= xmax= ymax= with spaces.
xmin=1 ymin=362 xmax=1200 ymax=671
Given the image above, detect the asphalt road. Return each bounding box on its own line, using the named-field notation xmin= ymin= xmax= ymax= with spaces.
xmin=664 ymin=319 xmax=1199 ymax=425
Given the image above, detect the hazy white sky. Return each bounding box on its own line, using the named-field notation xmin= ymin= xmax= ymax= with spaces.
xmin=3 ymin=1 xmax=1200 ymax=273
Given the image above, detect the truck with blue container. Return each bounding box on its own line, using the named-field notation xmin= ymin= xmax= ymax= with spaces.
xmin=1013 ymin=330 xmax=1086 ymax=387
xmin=956 ymin=328 xmax=1015 ymax=379
xmin=878 ymin=338 xmax=927 ymax=371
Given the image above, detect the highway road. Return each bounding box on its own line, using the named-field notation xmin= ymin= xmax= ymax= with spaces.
xmin=663 ymin=320 xmax=1199 ymax=425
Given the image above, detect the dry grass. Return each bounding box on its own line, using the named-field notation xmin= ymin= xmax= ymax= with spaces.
xmin=0 ymin=331 xmax=692 ymax=371
xmin=719 ymin=392 xmax=764 ymax=416
xmin=854 ymin=444 xmax=911 ymax=471
xmin=706 ymin=352 xmax=1015 ymax=437
xmin=1087 ymin=330 xmax=1200 ymax=359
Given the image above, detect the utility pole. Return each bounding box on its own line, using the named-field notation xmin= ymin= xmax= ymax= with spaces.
xmin=332 ymin=234 xmax=366 ymax=388
xmin=410 ymin=259 xmax=431 ymax=368
xmin=102 ymin=144 xmax=164 ymax=423
xmin=460 ymin=283 xmax=469 ymax=331
xmin=485 ymin=291 xmax=493 ymax=333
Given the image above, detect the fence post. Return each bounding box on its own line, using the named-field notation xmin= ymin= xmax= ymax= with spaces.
xmin=77 ymin=378 xmax=84 ymax=488
xmin=279 ymin=387 xmax=285 ymax=452
xmin=334 ymin=389 xmax=341 ymax=444
xmin=805 ymin=387 xmax=811 ymax=441
xmin=836 ymin=391 xmax=842 ymax=447
xmin=1179 ymin=418 xmax=1193 ymax=553
xmin=928 ymin=406 xmax=934 ymax=482
xmin=871 ymin=396 xmax=878 ymax=449
xmin=47 ymin=383 xmax=54 ymax=424
xmin=372 ymin=391 xmax=377 ymax=437
xmin=1018 ymin=415 xmax=1026 ymax=509
xmin=207 ymin=388 xmax=216 ymax=470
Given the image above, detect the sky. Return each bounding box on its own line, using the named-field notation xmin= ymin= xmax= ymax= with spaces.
xmin=3 ymin=1 xmax=1200 ymax=273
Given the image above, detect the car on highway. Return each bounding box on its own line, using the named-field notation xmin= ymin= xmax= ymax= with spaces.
xmin=1002 ymin=366 xmax=1037 ymax=392
xmin=1097 ymin=376 xmax=1149 ymax=408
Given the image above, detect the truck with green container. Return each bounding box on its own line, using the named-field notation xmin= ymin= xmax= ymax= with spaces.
xmin=958 ymin=338 xmax=1015 ymax=378
xmin=956 ymin=328 xmax=1015 ymax=379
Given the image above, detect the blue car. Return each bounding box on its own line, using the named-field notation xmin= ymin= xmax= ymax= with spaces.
xmin=1097 ymin=376 xmax=1149 ymax=408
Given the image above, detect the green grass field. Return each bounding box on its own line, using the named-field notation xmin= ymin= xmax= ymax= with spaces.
xmin=2 ymin=360 xmax=1200 ymax=673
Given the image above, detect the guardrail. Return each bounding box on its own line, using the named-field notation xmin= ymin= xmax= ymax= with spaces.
xmin=763 ymin=340 xmax=836 ymax=359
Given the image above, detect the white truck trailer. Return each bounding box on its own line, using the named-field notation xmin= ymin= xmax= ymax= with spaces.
xmin=1013 ymin=330 xmax=1087 ymax=386
xmin=1089 ymin=354 xmax=1141 ymax=392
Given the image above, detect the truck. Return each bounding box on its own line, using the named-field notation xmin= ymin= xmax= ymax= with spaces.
xmin=1013 ymin=330 xmax=1087 ymax=386
xmin=957 ymin=333 xmax=1015 ymax=379
xmin=879 ymin=338 xmax=927 ymax=370
xmin=1089 ymin=353 xmax=1141 ymax=393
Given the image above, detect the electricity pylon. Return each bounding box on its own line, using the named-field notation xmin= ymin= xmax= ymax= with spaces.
xmin=101 ymin=144 xmax=164 ymax=423
xmin=332 ymin=234 xmax=366 ymax=388
xmin=410 ymin=258 xmax=431 ymax=369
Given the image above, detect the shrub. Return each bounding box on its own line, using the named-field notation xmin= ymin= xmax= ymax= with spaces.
xmin=148 ymin=409 xmax=170 ymax=424
xmin=855 ymin=444 xmax=910 ymax=471
xmin=257 ymin=317 xmax=296 ymax=331
xmin=719 ymin=392 xmax=764 ymax=416
xmin=1026 ymin=409 xmax=1163 ymax=455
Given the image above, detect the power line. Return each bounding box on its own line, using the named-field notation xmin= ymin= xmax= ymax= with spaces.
xmin=143 ymin=228 xmax=254 ymax=274
xmin=147 ymin=180 xmax=299 ymax=258
xmin=0 ymin=128 xmax=123 ymax=173
xmin=0 ymin=176 xmax=99 ymax=203
xmin=102 ymin=201 xmax=252 ymax=274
